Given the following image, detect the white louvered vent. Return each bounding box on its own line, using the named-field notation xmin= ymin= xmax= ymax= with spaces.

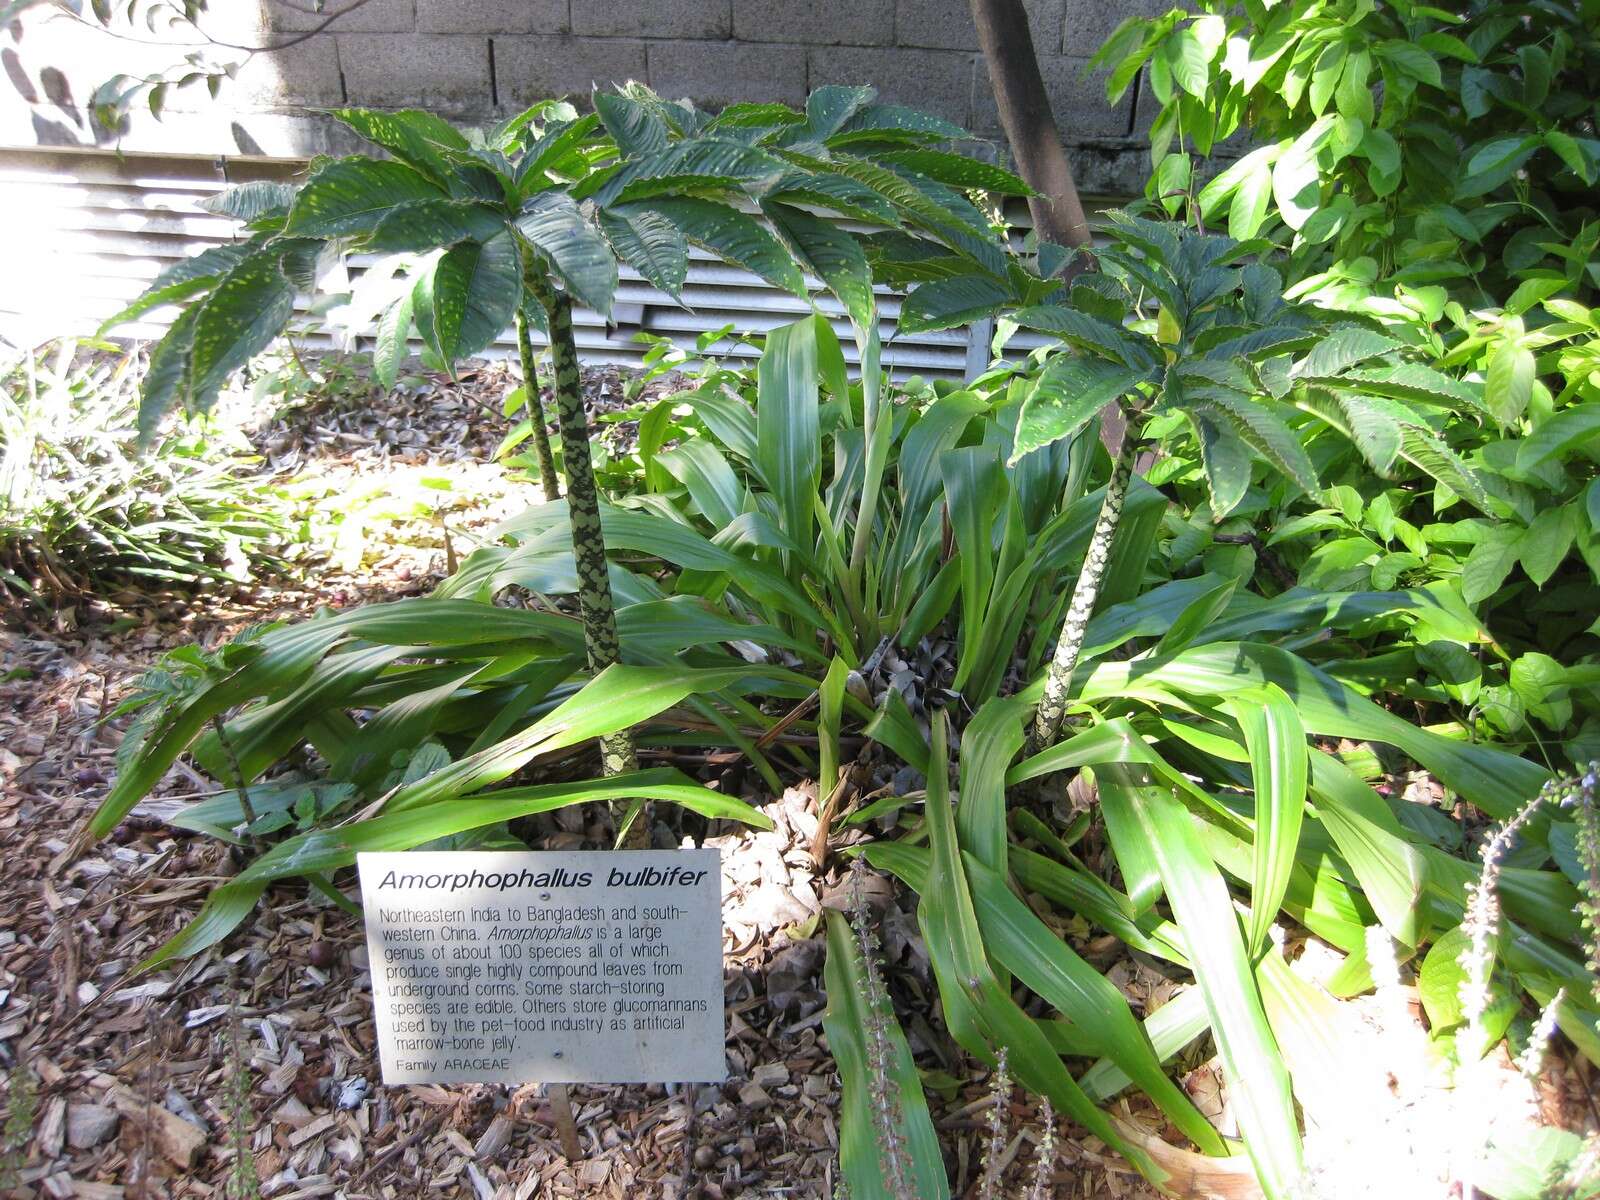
xmin=1 ymin=145 xmax=1117 ymax=377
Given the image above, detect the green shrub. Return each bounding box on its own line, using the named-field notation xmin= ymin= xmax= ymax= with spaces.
xmin=0 ymin=342 xmax=286 ymax=605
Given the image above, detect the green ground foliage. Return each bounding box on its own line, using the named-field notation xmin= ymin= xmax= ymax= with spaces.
xmin=40 ymin=15 xmax=1600 ymax=1197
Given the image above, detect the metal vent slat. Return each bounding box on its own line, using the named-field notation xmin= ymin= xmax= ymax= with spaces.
xmin=2 ymin=145 xmax=1100 ymax=375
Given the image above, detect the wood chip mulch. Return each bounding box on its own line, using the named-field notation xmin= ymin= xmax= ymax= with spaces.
xmin=0 ymin=360 xmax=1161 ymax=1199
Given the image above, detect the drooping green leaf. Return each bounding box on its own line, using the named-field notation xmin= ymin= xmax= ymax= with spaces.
xmin=897 ymin=275 xmax=1014 ymax=336
xmin=766 ymin=202 xmax=876 ymax=329
xmin=516 ymin=191 xmax=617 ymax=316
xmin=412 ymin=232 xmax=522 ymax=367
xmin=643 ymin=197 xmax=808 ymax=298
xmin=366 ymin=200 xmax=506 ymax=252
xmin=187 ymin=252 xmax=298 ymax=408
xmin=598 ymin=204 xmax=689 ymax=299
xmin=1012 ymin=358 xmax=1149 ymax=463
xmin=285 ymin=158 xmax=446 ymax=238
xmin=877 ymin=149 xmax=1030 ymax=195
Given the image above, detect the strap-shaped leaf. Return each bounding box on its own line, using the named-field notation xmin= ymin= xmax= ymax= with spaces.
xmin=327 ymin=107 xmax=469 ymax=185
xmin=412 ymin=231 xmax=522 ymax=367
xmin=1012 ymin=357 xmax=1150 ymax=463
xmin=822 ymin=910 xmax=950 ymax=1200
xmin=515 ymin=191 xmax=618 ymax=316
xmin=594 ymin=90 xmax=669 ymax=157
xmin=285 ymin=158 xmax=446 ymax=238
xmin=1226 ymin=684 xmax=1308 ymax=957
xmin=765 ymin=202 xmax=875 ymax=329
xmin=365 ymin=199 xmax=507 ymax=252
xmin=805 ymin=84 xmax=876 ymax=138
xmin=877 ymin=148 xmax=1031 ymax=195
xmin=599 ymin=204 xmax=688 ymax=299
xmin=187 ymin=251 xmax=298 ymax=410
xmin=1011 ymin=305 xmax=1157 ymax=367
xmin=1098 ymin=762 xmax=1304 ymax=1198
xmin=897 ymin=274 xmax=1014 ymax=335
xmin=643 ymin=197 xmax=808 ymax=298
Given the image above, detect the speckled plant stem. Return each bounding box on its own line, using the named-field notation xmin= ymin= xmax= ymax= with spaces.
xmin=513 ymin=305 xmax=560 ymax=503
xmin=1028 ymin=420 xmax=1141 ymax=754
xmin=525 ymin=268 xmax=645 ymax=845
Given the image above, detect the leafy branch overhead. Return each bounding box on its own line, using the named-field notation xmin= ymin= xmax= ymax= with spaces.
xmin=105 ymin=83 xmax=1035 ymax=441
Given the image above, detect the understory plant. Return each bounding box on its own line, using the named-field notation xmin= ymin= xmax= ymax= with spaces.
xmin=1098 ymin=0 xmax=1600 ymax=768
xmin=0 ymin=341 xmax=285 ymax=606
xmin=99 ymin=81 xmax=1029 ymax=836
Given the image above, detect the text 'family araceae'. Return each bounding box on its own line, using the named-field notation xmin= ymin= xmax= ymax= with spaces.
xmin=1007 ymin=213 xmax=1482 ymax=751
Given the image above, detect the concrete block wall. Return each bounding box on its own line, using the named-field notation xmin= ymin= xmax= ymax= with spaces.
xmin=2 ymin=0 xmax=1161 ymax=190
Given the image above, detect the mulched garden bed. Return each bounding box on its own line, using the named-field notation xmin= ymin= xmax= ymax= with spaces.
xmin=0 ymin=364 xmax=1166 ymax=1199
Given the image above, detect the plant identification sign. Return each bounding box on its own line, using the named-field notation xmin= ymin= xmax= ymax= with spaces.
xmin=357 ymin=849 xmax=726 ymax=1085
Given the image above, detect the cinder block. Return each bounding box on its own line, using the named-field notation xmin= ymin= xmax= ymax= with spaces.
xmin=571 ymin=0 xmax=731 ymax=40
xmin=807 ymin=45 xmax=974 ymax=128
xmin=175 ymin=41 xmax=344 ymax=110
xmin=732 ymin=0 xmax=893 ymax=46
xmin=418 ymin=0 xmax=567 ymax=35
xmin=1062 ymin=0 xmax=1165 ymax=56
xmin=971 ymin=53 xmax=1130 ymax=140
xmin=264 ymin=0 xmax=416 ymax=34
xmin=648 ymin=40 xmax=806 ymax=107
xmin=895 ymin=0 xmax=1063 ymax=54
xmin=496 ymin=36 xmax=649 ymax=105
xmin=338 ymin=34 xmax=493 ymax=116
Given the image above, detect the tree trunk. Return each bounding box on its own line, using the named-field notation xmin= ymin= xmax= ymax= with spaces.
xmin=524 ymin=269 xmax=647 ymax=846
xmin=1028 ymin=417 xmax=1141 ymax=753
xmin=514 ymin=308 xmax=560 ymax=504
xmin=970 ymin=0 xmax=1092 ymax=255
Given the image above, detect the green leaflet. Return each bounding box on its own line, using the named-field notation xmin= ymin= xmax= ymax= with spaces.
xmin=765 ymin=202 xmax=876 ymax=330
xmin=897 ymin=275 xmax=1015 ymax=336
xmin=1097 ymin=762 xmax=1303 ymax=1197
xmin=186 ymin=251 xmax=298 ymax=412
xmin=822 ymin=910 xmax=950 ymax=1200
xmin=365 ymin=200 xmax=506 ymax=253
xmin=1012 ymin=358 xmax=1150 ymax=463
xmin=328 ymin=107 xmax=470 ymax=186
xmin=515 ymin=192 xmax=617 ymax=315
xmin=641 ymin=197 xmax=808 ymax=299
xmin=285 ymin=157 xmax=446 ymax=238
xmin=598 ymin=204 xmax=689 ymax=299
xmin=413 ymin=233 xmax=523 ymax=367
